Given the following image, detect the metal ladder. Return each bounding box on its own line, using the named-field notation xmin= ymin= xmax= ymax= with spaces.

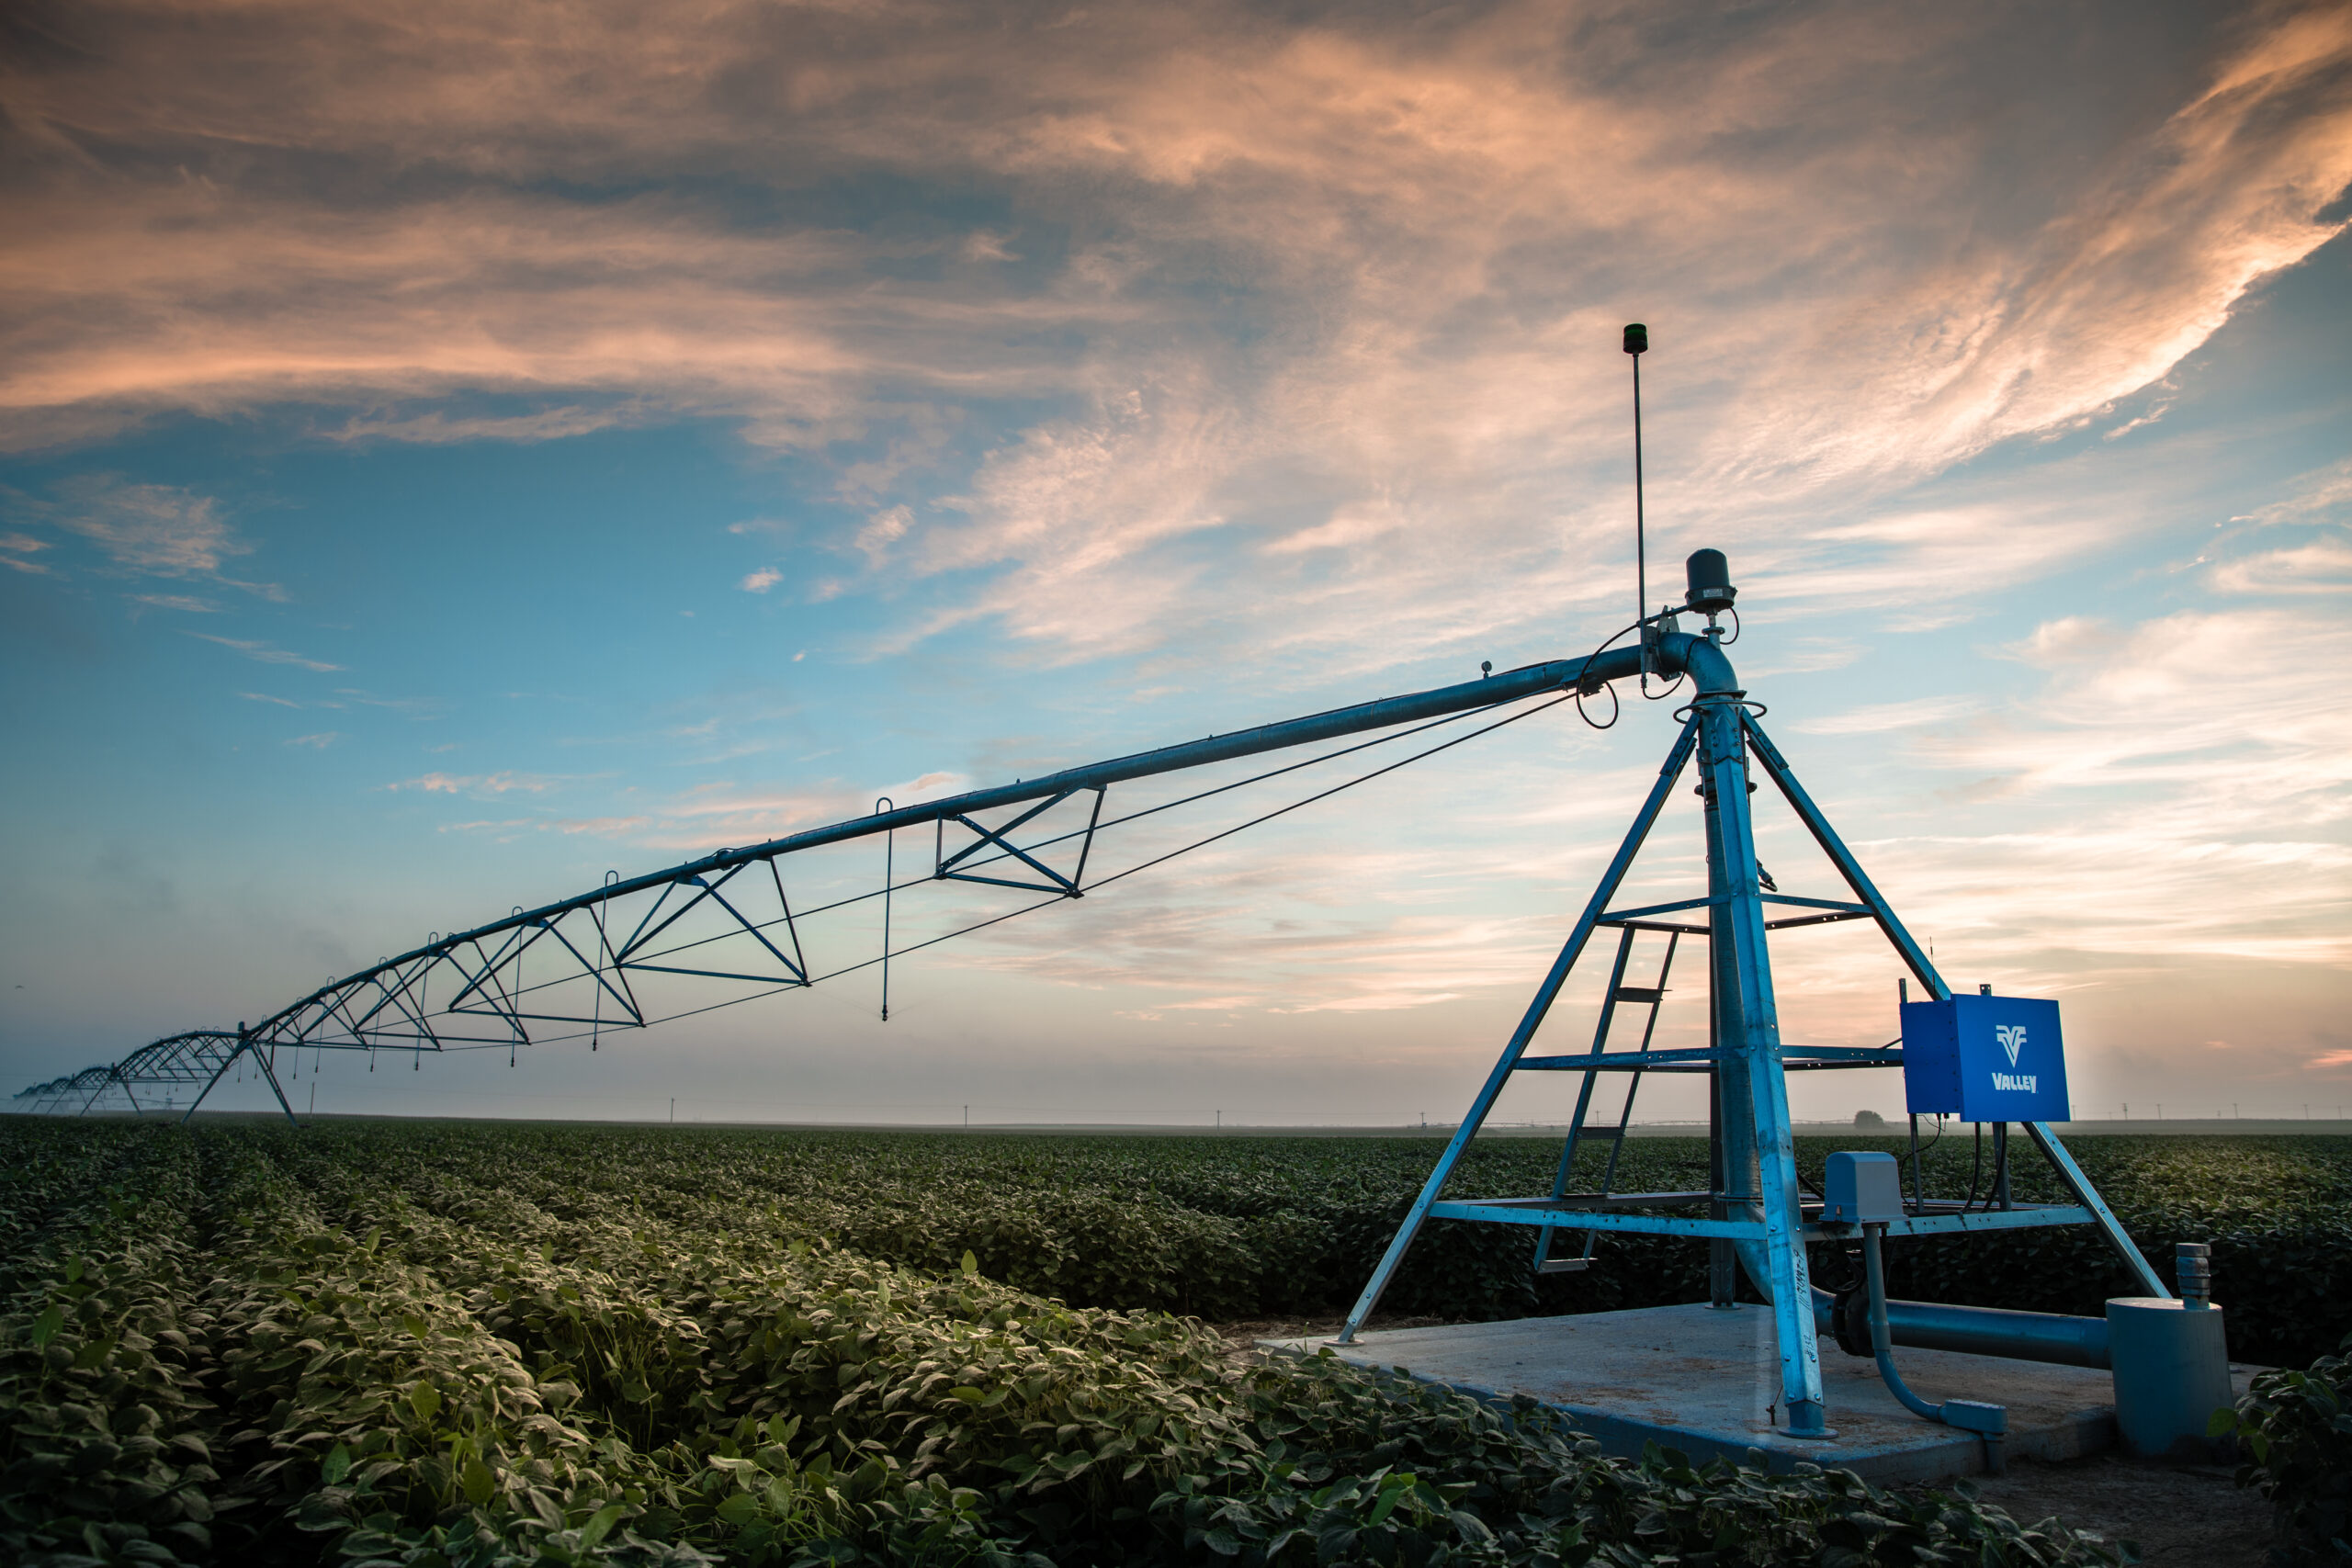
xmin=1533 ymin=927 xmax=1679 ymax=1274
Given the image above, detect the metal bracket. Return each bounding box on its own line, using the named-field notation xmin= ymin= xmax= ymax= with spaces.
xmin=934 ymin=787 xmax=1104 ymax=897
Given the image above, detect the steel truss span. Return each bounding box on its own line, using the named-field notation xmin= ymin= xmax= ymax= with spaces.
xmin=16 ymin=635 xmax=1725 ymax=1123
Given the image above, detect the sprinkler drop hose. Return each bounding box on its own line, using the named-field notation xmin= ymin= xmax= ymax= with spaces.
xmin=1862 ymin=1223 xmax=2008 ymax=1472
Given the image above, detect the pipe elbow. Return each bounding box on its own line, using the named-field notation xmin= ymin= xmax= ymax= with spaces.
xmin=1657 ymin=631 xmax=1740 ymax=698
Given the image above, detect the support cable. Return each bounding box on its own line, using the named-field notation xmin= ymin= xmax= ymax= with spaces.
xmin=359 ymin=684 xmax=1583 ymax=1052
xmin=385 ymin=685 xmax=1566 ymax=1006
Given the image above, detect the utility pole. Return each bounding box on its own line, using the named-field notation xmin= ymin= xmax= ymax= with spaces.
xmin=669 ymin=1097 xmax=674 ymax=1124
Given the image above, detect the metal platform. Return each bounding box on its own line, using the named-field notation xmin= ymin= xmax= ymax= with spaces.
xmin=1267 ymin=1303 xmax=2260 ymax=1486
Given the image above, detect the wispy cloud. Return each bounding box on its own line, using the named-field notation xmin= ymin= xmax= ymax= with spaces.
xmin=739 ymin=567 xmax=782 ymax=593
xmin=0 ymin=532 xmax=52 ymax=573
xmin=385 ymin=771 xmax=555 ymax=795
xmin=2234 ymin=457 xmax=2352 ymax=528
xmin=22 ymin=477 xmax=288 ymax=598
xmin=1797 ymin=695 xmax=1982 ymax=736
xmin=331 ymin=687 xmax=443 ymax=716
xmin=1848 ymin=603 xmax=2352 ymax=966
xmin=283 ymin=731 xmax=342 ymax=749
xmin=187 ymin=633 xmax=343 ymax=671
xmin=328 ymin=404 xmax=642 ymax=445
xmin=128 ymin=592 xmax=220 ymax=613
xmin=852 ymin=505 xmax=912 ymax=566
xmin=2209 ymin=536 xmax=2352 ymax=596
xmin=57 ymin=479 xmax=248 ymax=576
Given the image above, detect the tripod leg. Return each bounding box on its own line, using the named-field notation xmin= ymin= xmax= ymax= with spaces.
xmin=1336 ymin=719 xmax=1699 ymax=1341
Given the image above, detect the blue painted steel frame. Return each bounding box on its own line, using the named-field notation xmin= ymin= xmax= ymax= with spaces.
xmin=1428 ymin=1200 xmax=2097 ymax=1242
xmin=1693 ymin=665 xmax=1827 ymax=1432
xmin=1323 ymin=627 xmax=2163 ymax=1439
xmin=11 ymin=1028 xmax=297 ymax=1127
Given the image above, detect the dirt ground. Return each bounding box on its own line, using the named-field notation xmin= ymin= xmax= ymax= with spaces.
xmin=1216 ymin=1318 xmax=2278 ymax=1564
xmin=1954 ymin=1452 xmax=2273 ymax=1564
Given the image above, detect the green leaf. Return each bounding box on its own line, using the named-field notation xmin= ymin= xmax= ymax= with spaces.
xmin=715 ymin=1491 xmax=761 ymax=1526
xmin=2208 ymin=1408 xmax=2240 ymax=1438
xmin=321 ymin=1443 xmax=352 ymax=1485
xmin=578 ymin=1502 xmax=628 ymax=1550
xmin=409 ymin=1382 xmax=442 ymax=1423
xmin=64 ymin=1257 xmax=85 ymax=1284
xmin=960 ymin=1250 xmax=980 ymax=1279
xmin=29 ymin=1304 xmax=63 ymax=1347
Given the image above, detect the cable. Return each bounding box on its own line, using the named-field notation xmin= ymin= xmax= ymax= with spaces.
xmin=1962 ymin=1120 xmax=1984 ymax=1212
xmin=602 ymin=693 xmax=1575 ymax=1031
xmin=254 ymin=684 xmax=1579 ymax=1056
xmin=958 ymin=688 xmax=1537 ymax=868
xmin=501 ymin=685 xmax=1555 ymax=981
xmin=245 ymin=680 xmax=1566 ymax=1055
xmin=1086 ymin=690 xmax=1575 ymax=893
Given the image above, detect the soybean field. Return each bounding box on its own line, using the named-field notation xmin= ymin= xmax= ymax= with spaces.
xmin=6 ymin=1118 xmax=2335 ymax=1567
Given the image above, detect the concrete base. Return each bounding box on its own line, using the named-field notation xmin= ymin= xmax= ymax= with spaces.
xmin=1265 ymin=1303 xmax=2263 ymax=1486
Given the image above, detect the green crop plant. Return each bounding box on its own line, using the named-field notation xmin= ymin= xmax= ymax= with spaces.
xmin=10 ymin=1115 xmax=2317 ymax=1564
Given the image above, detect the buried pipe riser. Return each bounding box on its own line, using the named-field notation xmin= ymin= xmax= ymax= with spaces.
xmin=2109 ymin=1296 xmax=2233 ymax=1461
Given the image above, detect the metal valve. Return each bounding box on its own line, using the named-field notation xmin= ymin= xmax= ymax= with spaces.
xmin=2176 ymin=1241 xmax=2213 ymax=1310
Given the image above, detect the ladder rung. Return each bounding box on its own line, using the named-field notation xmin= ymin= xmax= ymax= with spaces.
xmin=1612 ymin=986 xmax=1664 ymax=1004
xmin=1535 ymin=1258 xmax=1590 ymax=1274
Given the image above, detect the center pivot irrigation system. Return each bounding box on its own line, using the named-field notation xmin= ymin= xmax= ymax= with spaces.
xmin=18 ymin=325 xmax=2222 ymax=1454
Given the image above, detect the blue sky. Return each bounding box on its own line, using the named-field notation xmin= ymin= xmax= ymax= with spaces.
xmin=3 ymin=0 xmax=2347 ymax=1124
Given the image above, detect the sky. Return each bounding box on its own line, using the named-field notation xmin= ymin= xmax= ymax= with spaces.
xmin=2 ymin=0 xmax=2347 ymax=1128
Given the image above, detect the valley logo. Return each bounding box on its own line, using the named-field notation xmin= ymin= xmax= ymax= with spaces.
xmin=1991 ymin=1023 xmax=2036 ymax=1094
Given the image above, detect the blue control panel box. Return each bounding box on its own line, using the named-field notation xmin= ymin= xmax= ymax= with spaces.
xmin=1901 ymin=995 xmax=2069 ymax=1122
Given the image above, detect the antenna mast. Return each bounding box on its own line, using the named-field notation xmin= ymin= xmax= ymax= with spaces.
xmin=1623 ymin=322 xmax=1649 ymax=677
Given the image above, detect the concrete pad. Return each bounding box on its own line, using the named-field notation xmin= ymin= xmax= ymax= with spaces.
xmin=1263 ymin=1303 xmax=2263 ymax=1486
